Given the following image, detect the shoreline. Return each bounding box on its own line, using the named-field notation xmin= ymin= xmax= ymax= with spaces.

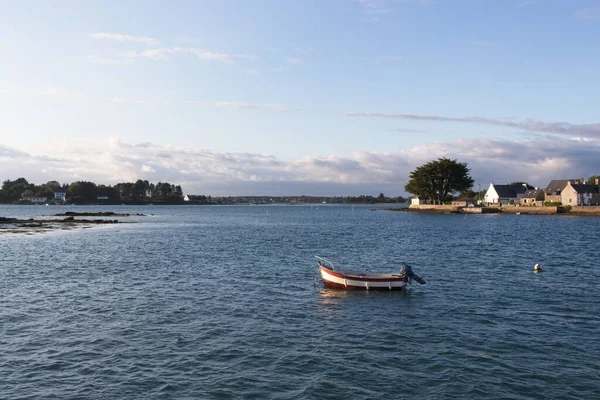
xmin=387 ymin=205 xmax=600 ymax=217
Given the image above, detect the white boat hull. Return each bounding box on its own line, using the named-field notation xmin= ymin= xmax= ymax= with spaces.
xmin=319 ymin=266 xmax=407 ymax=290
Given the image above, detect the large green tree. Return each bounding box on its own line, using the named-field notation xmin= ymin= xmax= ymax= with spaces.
xmin=405 ymin=158 xmax=474 ymax=203
xmin=0 ymin=178 xmax=32 ymax=201
xmin=67 ymin=181 xmax=97 ymax=202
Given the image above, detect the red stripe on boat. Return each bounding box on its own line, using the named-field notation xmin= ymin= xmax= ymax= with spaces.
xmin=322 ymin=280 xmax=404 ymax=290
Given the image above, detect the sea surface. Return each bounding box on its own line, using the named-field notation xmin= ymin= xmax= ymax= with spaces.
xmin=1 ymin=204 xmax=600 ymax=399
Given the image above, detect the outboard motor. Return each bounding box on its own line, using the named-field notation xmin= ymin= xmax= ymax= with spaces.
xmin=399 ymin=264 xmax=426 ymax=284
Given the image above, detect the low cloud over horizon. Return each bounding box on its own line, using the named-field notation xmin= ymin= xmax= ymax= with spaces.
xmin=1 ymin=136 xmax=598 ymax=196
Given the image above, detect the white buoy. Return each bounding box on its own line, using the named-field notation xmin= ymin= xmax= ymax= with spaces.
xmin=534 ymin=263 xmax=543 ymax=273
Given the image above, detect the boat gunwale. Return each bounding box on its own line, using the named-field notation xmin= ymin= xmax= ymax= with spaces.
xmin=319 ymin=265 xmax=406 ymax=282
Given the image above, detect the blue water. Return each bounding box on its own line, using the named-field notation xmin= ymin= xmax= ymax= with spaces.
xmin=1 ymin=204 xmax=600 ymax=399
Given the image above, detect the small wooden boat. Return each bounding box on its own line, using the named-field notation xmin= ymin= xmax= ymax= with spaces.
xmin=315 ymin=256 xmax=425 ymax=291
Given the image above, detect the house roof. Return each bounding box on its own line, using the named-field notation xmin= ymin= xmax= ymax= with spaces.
xmin=492 ymin=184 xmax=529 ymax=198
xmin=54 ymin=190 xmax=66 ymax=193
xmin=569 ymin=184 xmax=599 ymax=194
xmin=522 ymin=189 xmax=544 ymax=199
xmin=545 ymin=179 xmax=580 ymax=193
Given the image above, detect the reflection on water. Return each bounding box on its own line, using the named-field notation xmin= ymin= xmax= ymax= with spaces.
xmin=315 ymin=285 xmax=414 ymax=318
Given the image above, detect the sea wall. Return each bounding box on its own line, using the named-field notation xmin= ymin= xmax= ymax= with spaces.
xmin=410 ymin=205 xmax=459 ymax=211
xmin=501 ymin=206 xmax=562 ymax=215
xmin=462 ymin=207 xmax=499 ymax=214
xmin=407 ymin=204 xmax=600 ymax=216
xmin=570 ymin=206 xmax=600 ymax=214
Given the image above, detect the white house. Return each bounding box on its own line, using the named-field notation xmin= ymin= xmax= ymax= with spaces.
xmin=410 ymin=196 xmax=432 ymax=205
xmin=484 ymin=183 xmax=529 ymax=205
xmin=54 ymin=190 xmax=66 ymax=202
xmin=22 ymin=197 xmax=48 ymax=204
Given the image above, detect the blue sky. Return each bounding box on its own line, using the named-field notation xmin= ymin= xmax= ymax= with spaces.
xmin=1 ymin=0 xmax=600 ymax=195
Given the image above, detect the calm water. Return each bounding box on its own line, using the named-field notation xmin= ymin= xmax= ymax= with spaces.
xmin=1 ymin=204 xmax=600 ymax=399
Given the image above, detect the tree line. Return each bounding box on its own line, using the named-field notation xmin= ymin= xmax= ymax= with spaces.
xmin=185 ymin=194 xmax=405 ymax=205
xmin=0 ymin=178 xmax=184 ymax=204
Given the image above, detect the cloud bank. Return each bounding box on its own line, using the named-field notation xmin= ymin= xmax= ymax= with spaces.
xmin=345 ymin=112 xmax=600 ymax=139
xmin=1 ymin=136 xmax=598 ymax=196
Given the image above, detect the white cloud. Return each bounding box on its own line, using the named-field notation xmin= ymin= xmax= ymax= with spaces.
xmin=140 ymin=47 xmax=181 ymax=60
xmin=86 ymin=55 xmax=133 ymax=65
xmin=34 ymin=87 xmax=85 ymax=99
xmin=574 ymin=6 xmax=599 ymax=21
xmin=287 ymin=57 xmax=302 ymax=64
xmin=89 ymin=32 xmax=159 ymax=45
xmin=0 ymin=80 xmax=15 ymax=94
xmin=215 ymin=102 xmax=290 ymax=112
xmin=121 ymin=47 xmax=254 ymax=63
xmin=515 ymin=0 xmax=537 ymax=7
xmin=345 ymin=111 xmax=600 ymax=139
xmin=357 ymin=0 xmax=433 ymax=21
xmin=183 ymin=100 xmax=211 ymax=106
xmin=1 ymin=136 xmax=599 ymax=196
xmin=110 ymin=97 xmax=145 ymax=104
xmin=358 ymin=0 xmax=390 ymax=15
xmin=376 ymin=55 xmax=403 ymax=61
xmin=0 ymin=81 xmax=84 ymax=99
xmin=188 ymin=48 xmax=253 ymax=62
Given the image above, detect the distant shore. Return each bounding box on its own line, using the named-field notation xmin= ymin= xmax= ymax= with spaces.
xmin=1 ymin=200 xmax=407 ymax=206
xmin=388 ymin=205 xmax=600 ymax=216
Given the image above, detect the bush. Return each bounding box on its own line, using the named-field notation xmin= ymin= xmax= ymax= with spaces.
xmin=544 ymin=201 xmax=562 ymax=207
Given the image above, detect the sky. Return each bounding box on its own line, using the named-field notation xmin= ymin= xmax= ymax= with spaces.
xmin=1 ymin=0 xmax=599 ymax=196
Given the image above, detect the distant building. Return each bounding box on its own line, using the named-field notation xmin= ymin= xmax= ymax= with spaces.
xmin=22 ymin=197 xmax=48 ymax=204
xmin=54 ymin=190 xmax=67 ymax=202
xmin=183 ymin=195 xmax=190 ymax=202
xmin=97 ymin=193 xmax=109 ymax=200
xmin=520 ymin=189 xmax=545 ymax=206
xmin=451 ymin=198 xmax=475 ymax=207
xmin=410 ymin=196 xmax=433 ymax=205
xmin=484 ymin=183 xmax=529 ymax=205
xmin=544 ymin=179 xmax=582 ymax=203
xmin=561 ymin=182 xmax=600 ymax=206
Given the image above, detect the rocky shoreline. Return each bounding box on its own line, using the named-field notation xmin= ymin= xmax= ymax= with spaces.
xmin=51 ymin=211 xmax=145 ymax=217
xmin=0 ymin=215 xmax=125 ymax=235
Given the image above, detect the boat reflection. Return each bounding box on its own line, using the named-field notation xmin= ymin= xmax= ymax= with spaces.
xmin=315 ymin=286 xmax=410 ymax=318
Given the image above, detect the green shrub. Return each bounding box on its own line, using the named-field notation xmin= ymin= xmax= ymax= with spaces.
xmin=544 ymin=201 xmax=562 ymax=207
